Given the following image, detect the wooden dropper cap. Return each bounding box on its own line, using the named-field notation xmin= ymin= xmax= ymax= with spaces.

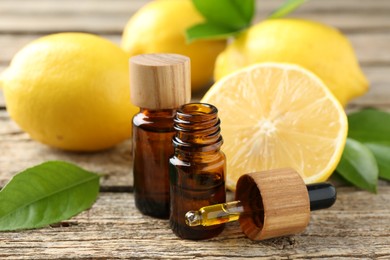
xmin=235 ymin=168 xmax=310 ymax=240
xmin=130 ymin=53 xmax=191 ymax=109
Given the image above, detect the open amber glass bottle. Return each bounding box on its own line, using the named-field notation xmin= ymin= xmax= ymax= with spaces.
xmin=169 ymin=103 xmax=226 ymax=240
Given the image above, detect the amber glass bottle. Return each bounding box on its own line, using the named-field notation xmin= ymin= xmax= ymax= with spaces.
xmin=130 ymin=54 xmax=191 ymax=219
xmin=169 ymin=103 xmax=226 ymax=240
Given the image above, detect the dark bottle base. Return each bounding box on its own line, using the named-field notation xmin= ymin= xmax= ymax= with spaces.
xmin=170 ymin=219 xmax=225 ymax=240
xmin=135 ymin=196 xmax=170 ymax=219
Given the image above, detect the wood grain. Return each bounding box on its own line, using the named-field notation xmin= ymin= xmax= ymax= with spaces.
xmin=0 ymin=187 xmax=389 ymax=259
xmin=1 ymin=0 xmax=389 ymax=15
xmin=0 ymin=111 xmax=133 ymax=188
xmin=1 ymin=34 xmax=390 ymax=65
xmin=236 ymin=169 xmax=310 ymax=240
xmin=0 ymin=0 xmax=389 ymax=34
xmin=130 ymin=54 xmax=191 ymax=109
xmin=0 ymin=0 xmax=389 ymax=258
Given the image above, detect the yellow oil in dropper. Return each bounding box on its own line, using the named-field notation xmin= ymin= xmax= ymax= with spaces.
xmin=186 ymin=201 xmax=248 ymax=226
xmin=186 ymin=183 xmax=336 ymax=227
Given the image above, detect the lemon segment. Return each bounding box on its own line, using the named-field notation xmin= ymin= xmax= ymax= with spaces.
xmin=202 ymin=63 xmax=348 ymax=190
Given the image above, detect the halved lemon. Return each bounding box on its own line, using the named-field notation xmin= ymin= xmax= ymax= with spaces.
xmin=202 ymin=63 xmax=348 ymax=190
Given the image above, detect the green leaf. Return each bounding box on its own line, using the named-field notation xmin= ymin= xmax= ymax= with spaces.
xmin=186 ymin=23 xmax=241 ymax=42
xmin=347 ymin=109 xmax=390 ymax=181
xmin=186 ymin=0 xmax=254 ymax=41
xmin=348 ymin=109 xmax=390 ymax=145
xmin=336 ymin=138 xmax=378 ymax=193
xmin=365 ymin=143 xmax=390 ymax=181
xmin=269 ymin=0 xmax=309 ymax=19
xmin=192 ymin=0 xmax=255 ymax=30
xmin=0 ymin=161 xmax=100 ymax=231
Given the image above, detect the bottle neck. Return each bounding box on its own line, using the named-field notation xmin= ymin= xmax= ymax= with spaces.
xmin=172 ymin=103 xmax=223 ymax=157
xmin=139 ymin=108 xmax=176 ymax=118
xmin=134 ymin=108 xmax=177 ymax=132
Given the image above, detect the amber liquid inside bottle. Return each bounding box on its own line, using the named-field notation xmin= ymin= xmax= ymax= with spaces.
xmin=133 ymin=108 xmax=176 ymax=219
xmin=169 ymin=103 xmax=226 ymax=240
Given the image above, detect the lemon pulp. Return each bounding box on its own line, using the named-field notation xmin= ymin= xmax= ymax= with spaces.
xmin=203 ymin=63 xmax=348 ymax=190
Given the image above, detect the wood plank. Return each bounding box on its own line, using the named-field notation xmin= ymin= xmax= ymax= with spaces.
xmin=0 ymin=187 xmax=389 ymax=259
xmin=0 ymin=12 xmax=389 ymax=35
xmin=1 ymin=0 xmax=389 ymax=15
xmin=0 ymin=0 xmax=149 ymax=14
xmin=1 ymin=33 xmax=390 ymax=65
xmin=0 ymin=14 xmax=129 ymax=34
xmin=0 ymin=110 xmax=133 ymax=188
xmin=350 ymin=34 xmax=390 ymax=66
xmin=0 ymin=0 xmax=389 ymax=34
xmin=0 ymin=1 xmax=389 ymax=258
xmin=0 ymin=89 xmax=4 ymax=109
xmin=350 ymin=66 xmax=390 ymax=107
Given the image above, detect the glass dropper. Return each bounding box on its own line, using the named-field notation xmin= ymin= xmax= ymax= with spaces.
xmin=186 ymin=182 xmax=336 ymax=227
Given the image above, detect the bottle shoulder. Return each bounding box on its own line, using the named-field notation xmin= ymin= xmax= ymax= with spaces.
xmin=170 ymin=151 xmax=226 ymax=166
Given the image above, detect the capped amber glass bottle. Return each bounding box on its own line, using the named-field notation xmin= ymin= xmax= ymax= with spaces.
xmin=169 ymin=103 xmax=226 ymax=240
xmin=130 ymin=54 xmax=191 ymax=219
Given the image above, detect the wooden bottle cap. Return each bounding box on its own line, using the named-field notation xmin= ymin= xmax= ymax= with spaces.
xmin=130 ymin=53 xmax=191 ymax=109
xmin=235 ymin=168 xmax=310 ymax=241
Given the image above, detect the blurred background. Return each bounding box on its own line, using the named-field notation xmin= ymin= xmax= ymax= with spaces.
xmin=0 ymin=0 xmax=389 ymax=107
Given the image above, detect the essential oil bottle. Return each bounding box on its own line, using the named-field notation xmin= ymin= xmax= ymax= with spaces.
xmin=169 ymin=103 xmax=226 ymax=240
xmin=130 ymin=53 xmax=191 ymax=219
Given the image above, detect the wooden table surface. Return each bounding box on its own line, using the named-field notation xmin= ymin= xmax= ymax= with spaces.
xmin=1 ymin=0 xmax=390 ymax=258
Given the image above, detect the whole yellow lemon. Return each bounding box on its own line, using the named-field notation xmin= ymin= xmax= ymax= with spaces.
xmin=121 ymin=0 xmax=226 ymax=91
xmin=0 ymin=33 xmax=138 ymax=151
xmin=214 ymin=18 xmax=369 ymax=106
